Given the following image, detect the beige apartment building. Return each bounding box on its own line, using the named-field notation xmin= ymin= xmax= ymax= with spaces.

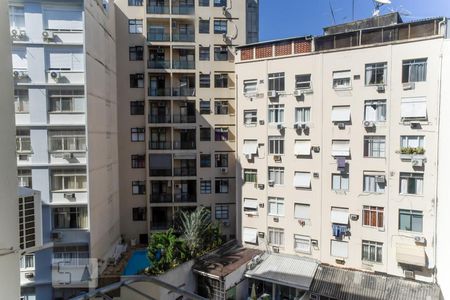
xmin=236 ymin=13 xmax=449 ymax=284
xmin=115 ymin=0 xmax=258 ymax=243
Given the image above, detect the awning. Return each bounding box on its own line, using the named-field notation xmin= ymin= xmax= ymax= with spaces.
xmin=333 ymin=70 xmax=351 ymax=79
xmin=331 ymin=106 xmax=351 ymax=122
xmin=243 ymin=140 xmax=258 ymax=156
xmin=364 ymin=171 xmax=385 ymax=176
xmin=245 ymin=253 xmax=319 ymax=290
xmin=293 ymin=172 xmax=311 ymax=188
xmin=243 ymin=227 xmax=257 ymax=244
xmin=294 ymin=140 xmax=311 ymax=156
xmin=396 ymin=245 xmax=426 ymax=267
xmin=332 ymin=140 xmax=350 ymax=157
xmin=331 ymin=208 xmax=349 ymax=224
xmin=243 ymin=198 xmax=258 ymax=209
xmin=401 ymin=97 xmax=427 ymax=119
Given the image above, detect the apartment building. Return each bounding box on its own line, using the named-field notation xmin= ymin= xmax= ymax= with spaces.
xmin=115 ymin=0 xmax=258 ymax=243
xmin=9 ymin=0 xmax=120 ymax=298
xmin=235 ymin=13 xmax=449 ymax=294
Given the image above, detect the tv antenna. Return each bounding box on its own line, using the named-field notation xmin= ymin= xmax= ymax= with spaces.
xmin=372 ymin=0 xmax=391 ymax=16
xmin=329 ymin=0 xmax=336 ymax=24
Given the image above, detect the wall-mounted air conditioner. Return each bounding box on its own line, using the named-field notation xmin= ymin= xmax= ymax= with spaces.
xmin=267 ymin=90 xmax=277 ymax=98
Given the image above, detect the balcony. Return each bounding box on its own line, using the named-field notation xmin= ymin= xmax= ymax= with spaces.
xmin=173 ymin=167 xmax=196 ymax=176
xmin=147 ymin=32 xmax=170 ymax=42
xmin=171 ymin=5 xmax=194 ymax=15
xmin=149 ymin=169 xmax=172 ymax=176
xmin=172 ymin=32 xmax=195 ymax=42
xmin=173 ymin=141 xmax=196 ymax=150
xmin=149 ymin=141 xmax=172 ymax=150
xmin=150 ymin=193 xmax=172 ymax=203
xmin=147 ymin=60 xmax=170 ymax=69
xmin=172 ymin=60 xmax=195 ymax=69
xmin=172 ymin=87 xmax=195 ymax=97
xmin=147 ymin=5 xmax=169 ymax=14
xmin=148 ymin=87 xmax=171 ymax=97
xmin=172 ymin=114 xmax=195 ymax=123
xmin=148 ymin=114 xmax=171 ymax=123
xmin=174 ymin=193 xmax=196 ymax=203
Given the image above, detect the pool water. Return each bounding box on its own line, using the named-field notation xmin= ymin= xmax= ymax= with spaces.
xmin=123 ymin=249 xmax=151 ymax=275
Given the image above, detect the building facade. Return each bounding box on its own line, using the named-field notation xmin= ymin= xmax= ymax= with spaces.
xmin=236 ymin=14 xmax=449 ymax=288
xmin=9 ymin=0 xmax=120 ymax=298
xmin=114 ymin=0 xmax=258 ymax=243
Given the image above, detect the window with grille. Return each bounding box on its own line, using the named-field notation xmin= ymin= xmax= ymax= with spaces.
xmin=19 ymin=196 xmax=36 ymax=250
xmin=215 ymin=205 xmax=229 ymax=220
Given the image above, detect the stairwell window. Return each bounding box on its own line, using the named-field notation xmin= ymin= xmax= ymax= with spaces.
xmin=402 ymin=58 xmax=427 ymax=83
xmin=365 ymin=62 xmax=387 ymax=85
xmin=399 ymin=172 xmax=423 ymax=195
xmin=362 ymin=240 xmax=383 ymax=263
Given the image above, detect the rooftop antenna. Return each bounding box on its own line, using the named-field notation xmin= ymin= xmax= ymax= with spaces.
xmin=329 ymin=0 xmax=336 ymax=24
xmin=372 ymin=0 xmax=391 ymax=16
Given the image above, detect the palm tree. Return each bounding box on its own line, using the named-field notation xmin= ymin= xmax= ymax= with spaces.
xmin=179 ymin=207 xmax=212 ymax=257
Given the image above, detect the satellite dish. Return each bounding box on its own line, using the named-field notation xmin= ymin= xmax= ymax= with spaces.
xmin=375 ymin=0 xmax=391 ymax=4
xmin=372 ymin=0 xmax=392 ymax=16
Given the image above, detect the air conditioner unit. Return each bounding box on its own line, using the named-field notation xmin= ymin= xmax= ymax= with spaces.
xmin=298 ymin=219 xmax=306 ymax=226
xmin=245 ymin=154 xmax=252 ymax=160
xmin=10 ymin=28 xmax=18 ymax=37
xmin=267 ymin=90 xmax=277 ymax=98
xmin=258 ymin=203 xmax=264 ymax=208
xmin=337 ymin=122 xmax=346 ymax=129
xmin=257 ymin=183 xmax=265 ymax=189
xmin=273 ymin=155 xmax=281 ymax=162
xmin=414 ymin=236 xmax=427 ymax=244
xmin=19 ymin=30 xmax=26 ymax=38
xmin=268 ymin=180 xmax=275 ymax=186
xmin=293 ymin=89 xmax=303 ymax=97
xmin=375 ymin=175 xmax=385 ymax=183
xmin=410 ymin=122 xmax=421 ymax=129
xmin=50 ymin=71 xmax=60 ymax=80
xmin=42 ymin=30 xmax=54 ymax=40
xmin=220 ymin=167 xmax=228 ymax=173
xmin=246 ymin=261 xmax=256 ymax=270
xmin=273 ymin=217 xmax=279 ymax=222
xmin=350 ymin=214 xmax=359 ymax=221
xmin=293 ymin=122 xmax=300 ymax=129
xmin=311 ymin=239 xmax=318 ymax=247
xmin=24 ymin=272 xmax=34 ymax=279
xmin=13 ymin=70 xmax=20 ymax=78
xmin=403 ymin=82 xmax=415 ymax=90
xmin=313 ymin=172 xmax=319 ymax=178
xmin=404 ymin=270 xmax=415 ymax=279
xmin=363 ymin=120 xmax=375 ymax=128
xmin=18 ymin=71 xmax=28 ymax=79
xmin=259 ymin=120 xmax=265 ymax=125
xmin=51 ymin=232 xmax=62 ymax=241
xmin=258 ymin=232 xmax=265 ymax=238
xmin=272 ymin=246 xmax=279 ymax=253
xmin=376 ymin=85 xmax=385 ymax=92
xmin=64 ymin=193 xmax=76 ymax=200
xmin=63 ymin=152 xmax=74 ymax=160
xmin=301 ymin=122 xmax=309 ymax=129
xmin=312 ymin=146 xmax=320 ymax=153
xmin=411 ymin=158 xmax=424 ymax=167
xmin=276 ymin=123 xmax=285 ymax=130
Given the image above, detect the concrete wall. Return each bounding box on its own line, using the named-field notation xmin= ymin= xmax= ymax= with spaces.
xmin=0 ymin=1 xmax=20 ymax=298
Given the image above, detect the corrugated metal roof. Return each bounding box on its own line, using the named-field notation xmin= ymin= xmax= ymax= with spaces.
xmin=386 ymin=277 xmax=441 ymax=300
xmin=245 ymin=253 xmax=319 ymax=290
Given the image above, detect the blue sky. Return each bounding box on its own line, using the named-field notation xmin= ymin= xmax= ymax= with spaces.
xmin=259 ymin=0 xmax=450 ymax=41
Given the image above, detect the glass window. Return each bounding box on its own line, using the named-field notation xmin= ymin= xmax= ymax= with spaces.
xmin=128 ymin=0 xmax=143 ymax=5
xmin=14 ymin=89 xmax=29 ymax=113
xmin=364 ymin=100 xmax=386 ymax=122
xmin=243 ymin=198 xmax=258 ymax=215
xmin=131 ymin=128 xmax=145 ymax=142
xmin=214 ymin=127 xmax=228 ymax=141
xmin=295 ymin=107 xmax=311 ymax=123
xmin=214 ymin=20 xmax=227 ymax=34
xmin=268 ymin=227 xmax=284 ymax=246
xmin=400 ymin=136 xmax=425 ymax=151
xmin=214 ymin=100 xmax=228 ymax=115
xmin=132 ymin=181 xmax=146 ymax=195
xmin=362 ymin=206 xmax=384 ymax=228
xmin=268 ymin=167 xmax=284 ymax=185
xmin=16 ymin=129 xmax=31 ymax=153
xmin=131 ymin=155 xmax=145 ymax=168
xmin=199 ymin=46 xmax=210 ymax=61
xmin=268 ymin=104 xmax=284 ymax=124
xmin=128 ymin=19 xmax=143 ymax=34
xmin=20 ymin=254 xmax=35 ymax=269
xmin=363 ymin=175 xmax=385 ymax=193
xmin=332 ymin=70 xmax=351 ymax=89
xmin=51 ymin=169 xmax=87 ymax=191
xmin=200 ymin=154 xmax=211 ymax=167
xmin=214 ymin=73 xmax=228 ymax=88
xmin=399 ymin=209 xmax=423 ymax=232
xmin=402 ymin=58 xmax=427 ymax=83
xmin=132 ymin=207 xmax=147 ymax=221
xmin=244 ymin=169 xmax=257 ymax=183
xmin=215 ymin=153 xmax=228 ymax=167
xmin=215 ymin=179 xmax=229 ymax=193
xmin=9 ymin=6 xmax=25 ymax=29
xmin=214 ymin=0 xmax=226 ymax=7
xmin=214 ymin=46 xmax=228 ymax=61
xmin=18 ymin=169 xmax=32 ymax=188
xmin=362 ymin=240 xmax=383 ymax=263
xmin=295 ymin=74 xmax=311 ymax=89
xmin=332 ymin=173 xmax=349 ymax=191
xmin=200 ymin=180 xmax=212 ymax=194
xmin=365 ymin=62 xmax=387 ymax=85
xmin=268 ymin=136 xmax=284 ymax=155
xmin=200 ymin=100 xmax=211 ymax=114
xmin=364 ymin=136 xmax=386 ymax=158
xmin=129 ymin=46 xmax=143 ymax=61
xmin=130 ymin=100 xmax=145 ymax=115
xmin=48 ymin=89 xmax=84 ymax=113
xmin=244 ymin=110 xmax=257 ymax=126
xmin=399 ymin=173 xmax=423 ymax=195
xmin=244 ymin=79 xmax=257 ymax=95
xmin=215 ymin=205 xmax=229 ymax=220
xmin=268 ymin=72 xmax=285 ymax=92
xmin=53 ymin=206 xmax=88 ymax=229
xmin=130 ymin=73 xmax=144 ymax=88
xmin=268 ymin=197 xmax=284 ymax=216
xmin=199 ymin=19 xmax=210 ymax=33
xmin=294 ymin=235 xmax=311 ymax=253
xmin=48 ymin=130 xmax=86 ymax=152
xmin=199 ymin=74 xmax=210 ymax=88
xmin=199 ymin=0 xmax=209 ymax=6
xmin=200 ymin=128 xmax=211 ymax=141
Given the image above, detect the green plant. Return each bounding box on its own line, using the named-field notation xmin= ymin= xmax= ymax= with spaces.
xmin=147 ymin=229 xmax=184 ymax=275
xmin=180 ymin=207 xmax=212 ymax=257
xmin=400 ymin=147 xmax=425 ymax=155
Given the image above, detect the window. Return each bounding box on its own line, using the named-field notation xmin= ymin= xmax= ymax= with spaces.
xmin=214 ymin=73 xmax=228 ymax=88
xmin=268 ymin=167 xmax=284 ymax=185
xmin=48 ymin=130 xmax=86 ymax=152
xmin=294 ymin=203 xmax=310 ymax=220
xmin=14 ymin=89 xmax=29 ymax=113
xmin=199 ymin=74 xmax=210 ymax=88
xmin=20 ymin=255 xmax=35 ymax=269
xmin=214 ymin=20 xmax=227 ymax=34
xmin=16 ymin=129 xmax=31 ymax=153
xmin=295 ymin=107 xmax=311 ymax=123
xmin=402 ymin=59 xmax=427 ymax=83
xmin=362 ymin=240 xmax=383 ymax=263
xmin=132 ymin=181 xmax=146 ymax=195
xmin=215 ymin=205 xmax=229 ymax=220
xmin=244 ymin=169 xmax=257 ymax=183
xmin=128 ymin=19 xmax=143 ymax=33
xmin=332 ymin=70 xmax=351 ymax=89
xmin=53 ymin=206 xmax=88 ymax=229
xmin=200 ymin=128 xmax=211 ymax=141
xmin=363 ymin=206 xmax=384 ymax=228
xmin=131 ymin=128 xmax=145 ymax=142
xmin=51 ymin=169 xmax=86 ymax=191
xmin=332 ymin=173 xmax=349 ymax=191
xmin=268 ymin=136 xmax=284 ymax=155
xmin=200 ymin=100 xmax=210 ymax=114
xmin=215 ymin=153 xmax=228 ymax=167
xmin=401 ymin=97 xmax=427 ymax=120
xmin=130 ymin=73 xmax=144 ymax=88
xmin=364 ymin=100 xmax=386 ymax=122
xmin=268 ymin=227 xmax=284 ymax=246
xmin=363 ymin=136 xmax=385 ymax=158
xmin=215 ymin=127 xmax=228 ymax=141
xmin=214 ymin=100 xmax=229 ymax=115
xmin=365 ymin=62 xmax=387 ymax=85
xmin=18 ymin=196 xmax=36 ymax=250
xmin=214 ymin=0 xmax=226 ymax=6
xmin=200 ymin=180 xmax=212 ymax=194
xmin=331 ymin=106 xmax=351 ymax=122
xmin=268 ymin=104 xmax=284 ymax=124
xmin=268 ymin=197 xmax=284 ymax=216
xmin=43 ymin=9 xmax=83 ymax=31
xmin=244 ymin=79 xmax=257 ymax=95
xmin=199 ymin=46 xmax=210 ymax=61
xmin=215 ymin=179 xmax=229 ymax=193
xmin=131 ymin=155 xmax=145 ymax=168
xmin=294 ymin=140 xmax=311 ymax=156
xmin=199 ymin=19 xmax=210 ymax=33
xmin=331 ymin=240 xmax=348 ymax=258
xmin=400 ymin=136 xmax=424 ymax=150
xmin=48 ymin=89 xmax=84 ymax=113
xmin=399 ymin=209 xmax=423 ymax=232
xmin=9 ymin=6 xmax=25 ymax=28
xmin=129 ymin=46 xmax=143 ymax=61
xmin=295 ymin=74 xmax=311 ymax=89
xmin=363 ymin=175 xmax=385 ymax=193
xmin=244 ymin=110 xmax=257 ymax=126
xmin=200 ymin=154 xmax=211 ymax=167
xmin=130 ymin=100 xmax=145 ymax=115
xmin=128 ymin=0 xmax=143 ymax=5
xmin=243 ymin=198 xmax=258 ymax=215
xmin=293 ymin=172 xmax=312 ymax=189
xmin=132 ymin=207 xmax=146 ymax=221
xmin=243 ymin=227 xmax=257 ymax=244
xmin=294 ymin=235 xmax=311 ymax=254
xmin=243 ymin=140 xmax=258 ymax=158
xmin=199 ymin=0 xmax=209 ymax=6
xmin=214 ymin=46 xmax=228 ymax=61
xmin=399 ymin=173 xmax=423 ymax=195
xmin=332 ymin=140 xmax=350 ymax=157
xmin=18 ymin=169 xmax=32 ymax=188
xmin=268 ymin=72 xmax=285 ymax=92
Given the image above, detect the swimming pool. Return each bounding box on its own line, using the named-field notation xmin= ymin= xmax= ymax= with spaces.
xmin=123 ymin=249 xmax=151 ymax=275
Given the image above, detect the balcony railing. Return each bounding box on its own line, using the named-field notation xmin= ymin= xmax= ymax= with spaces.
xmin=149 ymin=141 xmax=172 ymax=150
xmin=148 ymin=114 xmax=171 ymax=123
xmin=172 ymin=32 xmax=195 ymax=42
xmin=147 ymin=32 xmax=170 ymax=42
xmin=173 ymin=141 xmax=196 ymax=150
xmin=147 ymin=5 xmax=170 ymax=14
xmin=171 ymin=5 xmax=195 ymax=15
xmin=148 ymin=60 xmax=170 ymax=69
xmin=174 ymin=193 xmax=196 ymax=203
xmin=172 ymin=87 xmax=195 ymax=97
xmin=148 ymin=87 xmax=171 ymax=96
xmin=173 ymin=168 xmax=196 ymax=176
xmin=149 ymin=169 xmax=172 ymax=176
xmin=172 ymin=60 xmax=195 ymax=69
xmin=150 ymin=193 xmax=172 ymax=203
xmin=172 ymin=114 xmax=196 ymax=123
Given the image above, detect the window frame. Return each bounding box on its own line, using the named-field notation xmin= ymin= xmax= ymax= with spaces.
xmin=365 ymin=62 xmax=387 ymax=86
xmin=402 ymin=58 xmax=427 ymax=83
xmin=129 ymin=46 xmax=144 ymax=61
xmin=398 ymin=209 xmax=423 ymax=232
xmin=268 ymin=227 xmax=284 ymax=246
xmin=268 ymin=197 xmax=284 ymax=217
xmin=295 ymin=74 xmax=312 ymax=90
xmin=128 ymin=19 xmax=143 ymax=34
xmin=131 ymin=127 xmax=145 ymax=142
xmin=132 ymin=181 xmax=146 ymax=195
xmin=268 ymin=166 xmax=284 ymax=185
xmin=362 ymin=206 xmax=384 ymax=228
xmin=213 ymin=20 xmax=227 ymax=34
xmin=268 ymin=136 xmax=284 ymax=155
xmin=268 ymin=72 xmax=285 ymax=92
xmin=243 ymin=169 xmax=257 ymax=183
xmin=332 ymin=173 xmax=349 ymax=191
xmin=200 ymin=180 xmax=212 ymax=194
xmin=215 ymin=204 xmax=229 ymax=220
xmin=363 ymin=136 xmax=386 ymax=158
xmin=362 ymin=240 xmax=383 ymax=263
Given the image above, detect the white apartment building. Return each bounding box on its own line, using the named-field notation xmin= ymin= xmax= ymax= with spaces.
xmin=235 ymin=13 xmax=449 ymax=296
xmin=9 ymin=0 xmax=120 ymax=299
xmin=114 ymin=0 xmax=258 ymax=243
